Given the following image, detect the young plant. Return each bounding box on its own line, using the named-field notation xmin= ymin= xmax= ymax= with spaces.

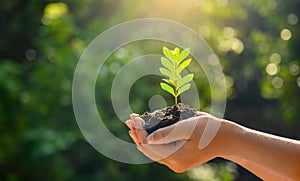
xmin=159 ymin=47 xmax=194 ymax=105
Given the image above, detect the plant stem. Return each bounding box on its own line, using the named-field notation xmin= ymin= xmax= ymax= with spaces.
xmin=174 ymin=57 xmax=178 ymax=105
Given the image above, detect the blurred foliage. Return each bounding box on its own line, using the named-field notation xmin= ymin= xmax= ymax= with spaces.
xmin=187 ymin=161 xmax=237 ymax=181
xmin=0 ymin=0 xmax=299 ymax=180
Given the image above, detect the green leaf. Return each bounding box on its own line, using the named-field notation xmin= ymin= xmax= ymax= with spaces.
xmin=172 ymin=47 xmax=180 ymax=56
xmin=163 ymin=47 xmax=170 ymax=56
xmin=178 ymin=48 xmax=190 ymax=63
xmin=177 ymin=83 xmax=191 ymax=96
xmin=176 ymin=58 xmax=192 ymax=74
xmin=163 ymin=47 xmax=174 ymax=61
xmin=160 ymin=47 xmax=194 ymax=104
xmin=177 ymin=74 xmax=194 ymax=88
xmin=161 ymin=57 xmax=173 ymax=71
xmin=162 ymin=78 xmax=175 ymax=86
xmin=160 ymin=83 xmax=175 ymax=96
xmin=159 ymin=68 xmax=173 ymax=79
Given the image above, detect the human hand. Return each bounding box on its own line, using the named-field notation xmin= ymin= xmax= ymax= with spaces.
xmin=126 ymin=112 xmax=226 ymax=173
xmin=126 ymin=113 xmax=300 ymax=180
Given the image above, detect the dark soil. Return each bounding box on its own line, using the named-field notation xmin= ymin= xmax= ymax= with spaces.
xmin=140 ymin=103 xmax=200 ymax=134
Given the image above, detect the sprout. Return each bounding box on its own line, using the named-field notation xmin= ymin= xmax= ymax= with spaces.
xmin=159 ymin=47 xmax=194 ymax=105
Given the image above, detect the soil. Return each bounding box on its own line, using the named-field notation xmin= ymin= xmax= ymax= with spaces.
xmin=140 ymin=103 xmax=200 ymax=134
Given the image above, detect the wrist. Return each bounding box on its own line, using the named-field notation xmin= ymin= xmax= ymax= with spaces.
xmin=213 ymin=119 xmax=245 ymax=158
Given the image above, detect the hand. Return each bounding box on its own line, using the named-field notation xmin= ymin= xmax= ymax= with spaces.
xmin=126 ymin=112 xmax=300 ymax=180
xmin=126 ymin=112 xmax=225 ymax=173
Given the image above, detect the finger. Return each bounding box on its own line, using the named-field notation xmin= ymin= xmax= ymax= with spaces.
xmin=133 ymin=117 xmax=148 ymax=144
xmin=136 ymin=144 xmax=162 ymax=162
xmin=136 ymin=144 xmax=167 ymax=163
xmin=129 ymin=130 xmax=140 ymax=145
xmin=125 ymin=119 xmax=135 ymax=130
xmin=137 ymin=141 xmax=186 ymax=162
xmin=147 ymin=117 xmax=198 ymax=144
xmin=130 ymin=113 xmax=139 ymax=120
xmin=196 ymin=111 xmax=210 ymax=116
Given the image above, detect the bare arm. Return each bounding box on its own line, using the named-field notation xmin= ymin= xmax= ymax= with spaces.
xmin=226 ymin=155 xmax=292 ymax=181
xmin=221 ymin=120 xmax=300 ymax=180
xmin=126 ymin=114 xmax=300 ymax=180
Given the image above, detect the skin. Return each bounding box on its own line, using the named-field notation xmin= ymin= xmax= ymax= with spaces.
xmin=125 ymin=113 xmax=300 ymax=181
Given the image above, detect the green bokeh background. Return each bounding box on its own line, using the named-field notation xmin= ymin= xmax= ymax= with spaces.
xmin=1 ymin=0 xmax=299 ymax=180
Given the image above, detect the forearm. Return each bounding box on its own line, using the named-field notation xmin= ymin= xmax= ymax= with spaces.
xmin=219 ymin=120 xmax=300 ymax=180
xmin=225 ymin=155 xmax=292 ymax=181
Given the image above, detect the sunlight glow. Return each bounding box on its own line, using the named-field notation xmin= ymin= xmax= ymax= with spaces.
xmin=201 ymin=1 xmax=214 ymax=13
xmin=216 ymin=0 xmax=228 ymax=7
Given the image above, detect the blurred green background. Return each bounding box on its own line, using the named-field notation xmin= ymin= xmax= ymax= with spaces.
xmin=1 ymin=0 xmax=300 ymax=180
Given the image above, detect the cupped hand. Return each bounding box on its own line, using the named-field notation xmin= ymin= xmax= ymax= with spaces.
xmin=125 ymin=112 xmax=225 ymax=173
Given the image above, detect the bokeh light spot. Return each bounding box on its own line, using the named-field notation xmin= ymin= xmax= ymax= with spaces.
xmin=266 ymin=0 xmax=277 ymax=10
xmin=44 ymin=2 xmax=68 ymax=19
xmin=269 ymin=53 xmax=281 ymax=64
xmin=208 ymin=54 xmax=219 ymax=66
xmin=231 ymin=38 xmax=244 ymax=54
xmin=115 ymin=48 xmax=128 ymax=59
xmin=223 ymin=27 xmax=235 ymax=39
xmin=42 ymin=2 xmax=68 ymax=25
xmin=272 ymin=77 xmax=284 ymax=89
xmin=25 ymin=49 xmax=37 ymax=61
xmin=109 ymin=62 xmax=121 ymax=74
xmin=280 ymin=29 xmax=292 ymax=41
xmin=219 ymin=38 xmax=244 ymax=54
xmin=225 ymin=76 xmax=234 ymax=88
xmin=266 ymin=63 xmax=278 ymax=75
xmin=287 ymin=13 xmax=298 ymax=25
xmin=289 ymin=63 xmax=300 ymax=76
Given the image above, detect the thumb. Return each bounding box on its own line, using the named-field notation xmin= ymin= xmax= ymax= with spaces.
xmin=147 ymin=117 xmax=198 ymax=144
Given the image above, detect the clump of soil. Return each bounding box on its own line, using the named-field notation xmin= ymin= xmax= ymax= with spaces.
xmin=140 ymin=103 xmax=200 ymax=134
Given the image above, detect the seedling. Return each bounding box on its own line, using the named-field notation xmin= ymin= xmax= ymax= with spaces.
xmin=159 ymin=47 xmax=194 ymax=105
xmin=141 ymin=47 xmax=198 ymax=134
